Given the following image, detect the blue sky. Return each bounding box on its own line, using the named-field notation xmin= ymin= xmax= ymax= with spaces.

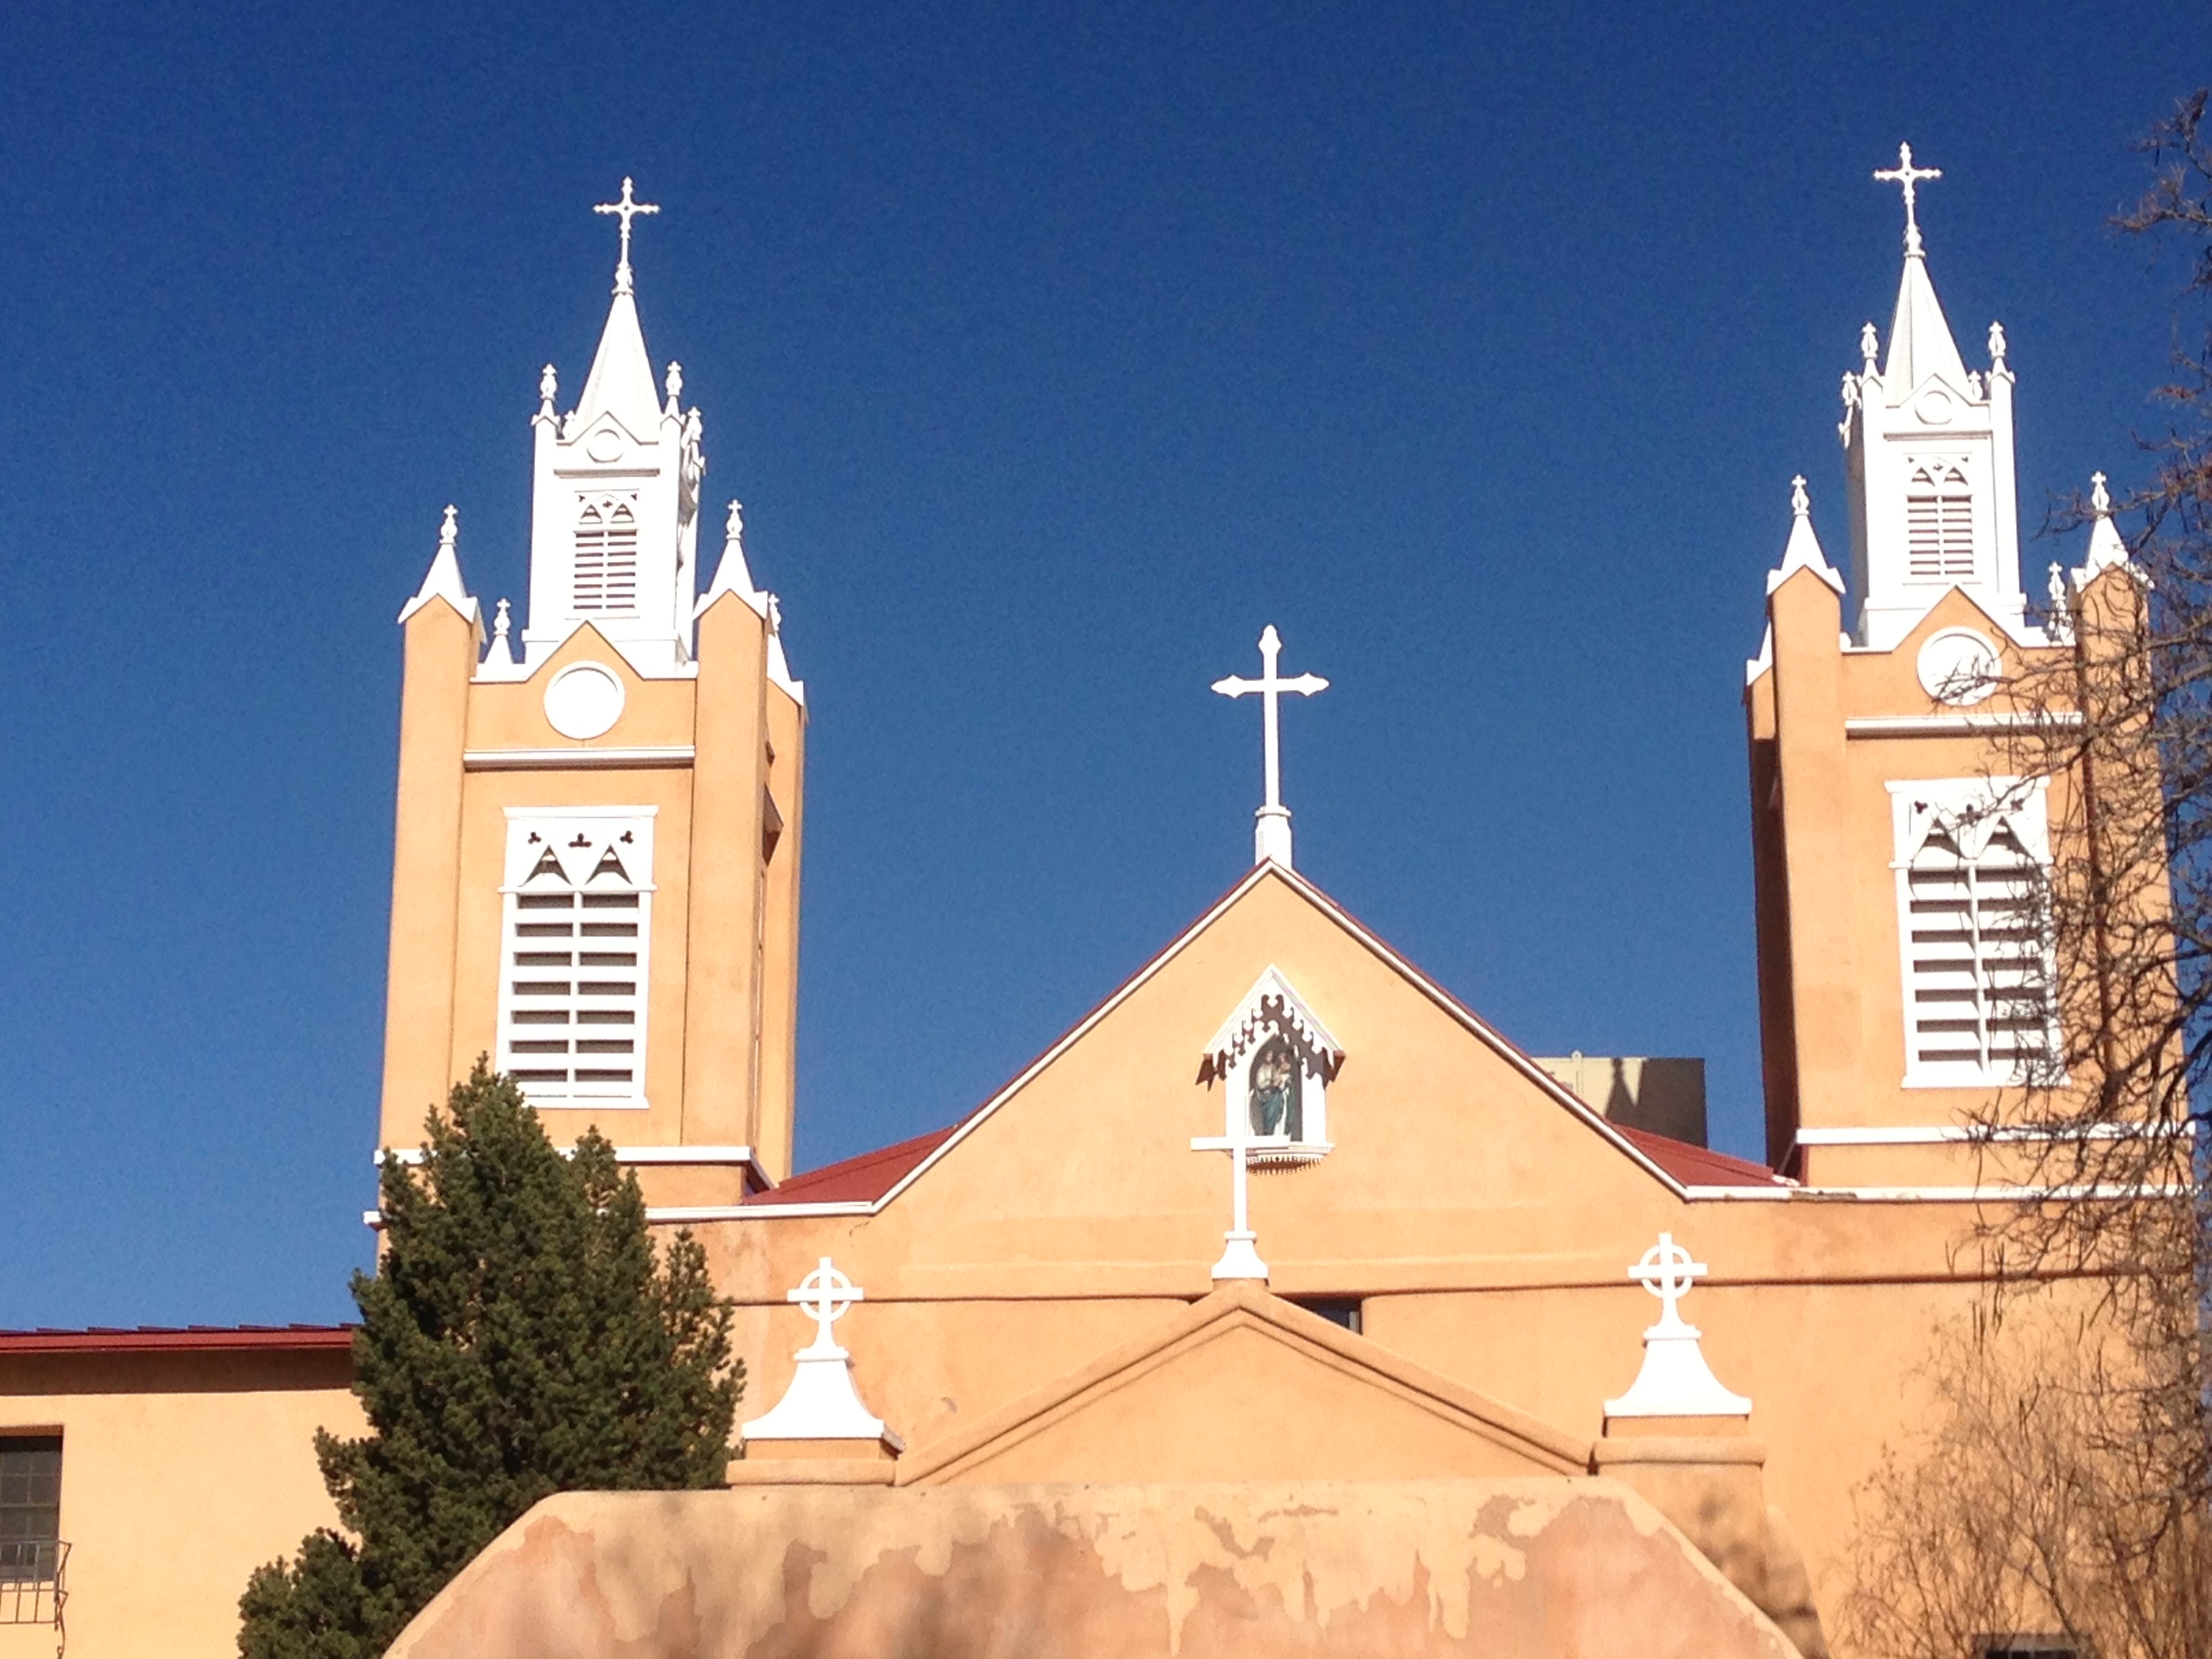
xmin=0 ymin=1 xmax=2200 ymax=1326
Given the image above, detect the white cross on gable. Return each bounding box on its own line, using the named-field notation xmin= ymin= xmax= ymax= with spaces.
xmin=788 ymin=1256 xmax=863 ymax=1355
xmin=593 ymin=176 xmax=661 ymax=296
xmin=1212 ymin=625 xmax=1328 ymax=869
xmin=1631 ymin=1233 xmax=1706 ymax=1332
xmin=1191 ymin=1112 xmax=1269 ymax=1283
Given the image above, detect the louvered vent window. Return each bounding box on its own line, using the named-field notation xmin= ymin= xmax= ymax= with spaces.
xmin=1891 ymin=782 xmax=2058 ymax=1086
xmin=573 ymin=499 xmax=639 ymax=614
xmin=497 ymin=811 xmax=655 ymax=1107
xmin=1905 ymin=464 xmax=1975 ymax=581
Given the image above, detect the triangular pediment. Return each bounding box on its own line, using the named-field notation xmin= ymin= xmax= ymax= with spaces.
xmin=895 ymin=1281 xmax=1589 ymax=1487
xmin=797 ymin=863 xmax=1744 ymax=1218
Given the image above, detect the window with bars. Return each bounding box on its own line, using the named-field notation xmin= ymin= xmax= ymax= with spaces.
xmin=1905 ymin=462 xmax=1976 ymax=581
xmin=1890 ymin=781 xmax=2058 ymax=1086
xmin=0 ymin=1437 xmax=60 ymax=1586
xmin=496 ymin=811 xmax=655 ymax=1107
xmin=573 ymin=497 xmax=639 ymax=614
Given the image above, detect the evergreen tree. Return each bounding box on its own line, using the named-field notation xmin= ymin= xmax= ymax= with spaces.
xmin=238 ymin=1063 xmax=741 ymax=1658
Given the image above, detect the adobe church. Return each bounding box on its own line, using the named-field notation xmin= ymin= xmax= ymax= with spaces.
xmin=0 ymin=151 xmax=2150 ymax=1658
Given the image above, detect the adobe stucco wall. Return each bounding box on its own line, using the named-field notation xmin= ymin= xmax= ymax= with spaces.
xmin=386 ymin=1479 xmax=1803 ymax=1659
xmin=0 ymin=1349 xmax=360 ymax=1659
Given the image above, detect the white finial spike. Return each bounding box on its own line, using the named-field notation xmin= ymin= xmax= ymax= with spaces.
xmin=726 ymin=499 xmax=744 ymax=550
xmin=592 ymin=177 xmax=660 ymax=298
xmin=1790 ymin=474 xmax=1809 ymax=518
xmin=538 ymin=365 xmax=558 ymax=414
xmin=1988 ymin=321 xmax=2008 ymax=371
xmin=2047 ymin=562 xmax=2075 ymax=643
xmin=1212 ymin=626 xmax=1329 ymax=869
xmin=663 ymin=360 xmax=683 ymax=413
xmin=438 ymin=504 xmax=458 ymax=552
xmin=2091 ymin=470 xmax=2112 ymax=516
xmin=1603 ymin=1233 xmax=1753 ymax=1418
xmin=490 ymin=597 xmax=516 ymax=665
xmin=1874 ymin=142 xmax=1942 ymax=258
xmin=1860 ymin=322 xmax=1880 ymax=373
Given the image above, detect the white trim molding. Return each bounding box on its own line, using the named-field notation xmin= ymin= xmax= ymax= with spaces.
xmin=1793 ymin=1123 xmax=2151 ymax=1149
xmin=375 ymin=1143 xmax=764 ymax=1184
xmin=1846 ymin=712 xmax=2083 ymax=739
xmin=464 ymin=745 xmax=695 ymax=771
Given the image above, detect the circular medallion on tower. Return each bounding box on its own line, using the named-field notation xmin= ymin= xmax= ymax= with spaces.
xmin=1914 ymin=387 xmax=1956 ymax=426
xmin=585 ymin=426 xmax=623 ymax=463
xmin=1915 ymin=627 xmax=2001 ymax=707
xmin=544 ymin=661 xmax=626 ymax=739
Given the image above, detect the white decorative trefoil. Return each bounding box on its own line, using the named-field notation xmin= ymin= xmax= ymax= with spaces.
xmin=1603 ymin=1233 xmax=1753 ymax=1418
xmin=739 ymin=1257 xmax=893 ymax=1442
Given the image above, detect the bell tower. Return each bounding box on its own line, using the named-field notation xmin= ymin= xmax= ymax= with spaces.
xmin=1746 ymin=146 xmax=2114 ymax=1190
xmin=377 ymin=184 xmax=808 ymax=1202
xmin=1841 ymin=144 xmax=2027 ymax=650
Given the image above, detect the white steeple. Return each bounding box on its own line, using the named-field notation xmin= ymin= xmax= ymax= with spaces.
xmin=1841 ymin=144 xmax=2026 ymax=651
xmin=519 ymin=180 xmax=706 ymax=677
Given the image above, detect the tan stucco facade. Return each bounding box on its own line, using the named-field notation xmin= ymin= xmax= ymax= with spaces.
xmin=0 ymin=1338 xmax=360 ymax=1659
xmin=380 ymin=588 xmax=806 ymax=1197
xmin=11 ymin=217 xmax=2167 ymax=1659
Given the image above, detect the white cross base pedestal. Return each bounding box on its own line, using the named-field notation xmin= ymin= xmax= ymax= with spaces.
xmin=1603 ymin=1233 xmax=1752 ymax=1419
xmin=741 ymin=1257 xmax=899 ymax=1447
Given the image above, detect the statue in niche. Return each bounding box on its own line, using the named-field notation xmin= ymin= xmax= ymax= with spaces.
xmin=1247 ymin=1034 xmax=1302 ymax=1140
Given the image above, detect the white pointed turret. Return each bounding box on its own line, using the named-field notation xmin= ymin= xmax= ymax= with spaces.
xmin=1842 ymin=144 xmax=2026 ymax=650
xmin=519 ymin=180 xmax=705 ymax=677
xmin=695 ymin=500 xmax=768 ymax=620
xmin=2081 ymin=471 xmax=2131 ymax=577
xmin=397 ymin=505 xmax=483 ymax=632
xmin=1767 ymin=476 xmax=1845 ymax=597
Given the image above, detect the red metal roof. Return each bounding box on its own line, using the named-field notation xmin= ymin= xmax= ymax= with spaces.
xmin=1615 ymin=1126 xmax=1789 ymax=1189
xmin=0 ymin=1324 xmax=356 ymax=1356
xmin=747 ymin=1125 xmax=962 ymax=1206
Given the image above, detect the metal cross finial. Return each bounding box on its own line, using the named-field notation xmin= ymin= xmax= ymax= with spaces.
xmin=788 ymin=1256 xmax=863 ymax=1354
xmin=1630 ymin=1233 xmax=1708 ymax=1334
xmin=1874 ymin=142 xmax=1942 ymax=257
xmin=593 ymin=177 xmax=661 ymax=296
xmin=1212 ymin=626 xmax=1328 ymax=869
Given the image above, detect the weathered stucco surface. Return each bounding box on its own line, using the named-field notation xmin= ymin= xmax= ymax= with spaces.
xmin=387 ymin=1478 xmax=1802 ymax=1659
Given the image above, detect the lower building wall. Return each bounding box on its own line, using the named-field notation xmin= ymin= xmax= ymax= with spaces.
xmin=0 ymin=1349 xmax=361 ymax=1659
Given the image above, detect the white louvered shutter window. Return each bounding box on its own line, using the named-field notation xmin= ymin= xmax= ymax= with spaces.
xmin=496 ymin=811 xmax=655 ymax=1107
xmin=1891 ymin=781 xmax=2057 ymax=1086
xmin=572 ymin=498 xmax=639 ymax=614
xmin=1905 ymin=463 xmax=1975 ymax=581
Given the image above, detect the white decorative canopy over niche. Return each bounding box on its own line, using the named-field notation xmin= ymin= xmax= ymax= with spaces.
xmin=1195 ymin=966 xmax=1344 ymax=1165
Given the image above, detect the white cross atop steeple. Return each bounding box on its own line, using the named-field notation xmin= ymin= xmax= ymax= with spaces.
xmin=1212 ymin=626 xmax=1328 ymax=869
xmin=593 ymin=177 xmax=659 ymax=297
xmin=1873 ymin=142 xmax=1942 ymax=257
